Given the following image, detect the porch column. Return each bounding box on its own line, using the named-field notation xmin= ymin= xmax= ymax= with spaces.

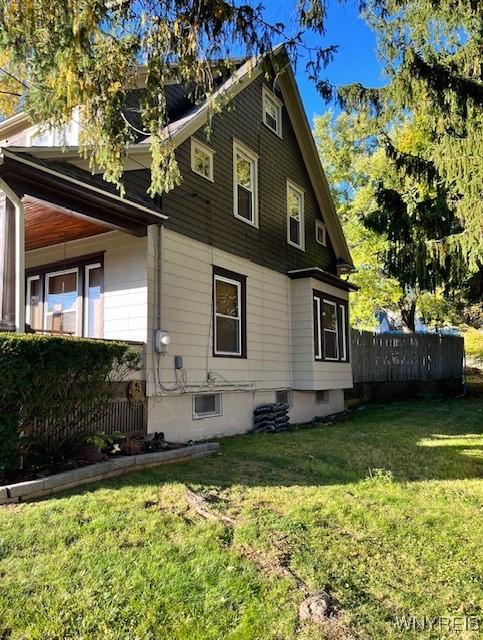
xmin=0 ymin=180 xmax=24 ymax=333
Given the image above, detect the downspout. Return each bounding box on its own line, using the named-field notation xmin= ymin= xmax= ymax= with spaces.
xmin=157 ymin=194 xmax=163 ymax=334
xmin=0 ymin=175 xmax=25 ymax=333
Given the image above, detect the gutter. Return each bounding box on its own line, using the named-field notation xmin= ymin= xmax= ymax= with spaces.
xmin=287 ymin=267 xmax=359 ymax=292
xmin=0 ymin=148 xmax=168 ymax=221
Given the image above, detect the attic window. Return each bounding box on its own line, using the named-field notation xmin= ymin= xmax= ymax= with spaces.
xmin=316 ymin=220 xmax=327 ymax=246
xmin=191 ymin=138 xmax=214 ymax=181
xmin=27 ymin=113 xmax=80 ymax=147
xmin=262 ymin=86 xmax=282 ymax=137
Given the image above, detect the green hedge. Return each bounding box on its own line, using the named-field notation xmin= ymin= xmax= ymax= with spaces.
xmin=464 ymin=328 xmax=483 ymax=367
xmin=0 ymin=333 xmax=140 ymax=476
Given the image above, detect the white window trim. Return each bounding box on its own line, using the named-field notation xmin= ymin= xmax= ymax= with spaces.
xmin=214 ymin=274 xmax=243 ymax=356
xmin=262 ymin=86 xmax=283 ymax=138
xmin=233 ymin=139 xmax=259 ymax=228
xmin=323 ymin=298 xmax=339 ymax=361
xmin=26 ymin=275 xmax=40 ymax=327
xmin=315 ymin=219 xmax=327 ymax=246
xmin=287 ymin=180 xmax=305 ymax=251
xmin=84 ymin=263 xmax=102 ymax=339
xmin=339 ymin=304 xmax=347 ymax=361
xmin=43 ymin=267 xmax=81 ymax=336
xmin=26 ymin=125 xmax=54 ymax=147
xmin=190 ymin=138 xmax=215 ymax=182
xmin=314 ymin=296 xmax=322 ymax=360
xmin=192 ymin=393 xmax=223 ymax=420
xmin=26 ymin=111 xmax=80 ymax=147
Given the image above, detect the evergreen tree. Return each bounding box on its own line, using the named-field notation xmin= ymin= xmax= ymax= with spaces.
xmin=315 ymin=110 xmax=476 ymax=331
xmin=339 ymin=0 xmax=483 ymax=267
xmin=0 ymin=0 xmax=337 ymax=196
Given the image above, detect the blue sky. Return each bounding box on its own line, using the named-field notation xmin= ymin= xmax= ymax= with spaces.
xmin=263 ymin=0 xmax=386 ymax=123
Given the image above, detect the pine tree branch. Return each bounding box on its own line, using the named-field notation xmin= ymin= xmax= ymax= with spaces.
xmin=406 ymin=50 xmax=483 ymax=108
xmin=337 ymin=83 xmax=384 ymax=116
xmin=380 ymin=133 xmax=440 ymax=185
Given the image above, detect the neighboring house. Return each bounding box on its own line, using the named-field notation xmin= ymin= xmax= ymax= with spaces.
xmin=375 ymin=310 xmax=459 ymax=335
xmin=0 ymin=48 xmax=357 ymax=440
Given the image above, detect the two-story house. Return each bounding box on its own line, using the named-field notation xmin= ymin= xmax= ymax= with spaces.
xmin=0 ymin=48 xmax=357 ymax=440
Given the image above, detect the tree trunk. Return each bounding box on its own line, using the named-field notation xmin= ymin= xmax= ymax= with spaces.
xmin=400 ymin=301 xmax=416 ymax=332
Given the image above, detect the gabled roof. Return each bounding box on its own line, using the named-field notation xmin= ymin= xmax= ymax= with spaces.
xmin=153 ymin=48 xmax=354 ymax=267
xmin=0 ymin=47 xmax=353 ymax=267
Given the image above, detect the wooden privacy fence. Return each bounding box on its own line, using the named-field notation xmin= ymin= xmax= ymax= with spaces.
xmin=32 ymin=398 xmax=147 ymax=447
xmin=349 ymin=330 xmax=464 ymax=401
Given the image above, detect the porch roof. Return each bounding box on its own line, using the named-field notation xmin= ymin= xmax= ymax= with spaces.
xmin=0 ymin=148 xmax=167 ymax=236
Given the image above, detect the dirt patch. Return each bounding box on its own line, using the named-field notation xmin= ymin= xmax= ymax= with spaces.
xmin=183 ymin=487 xmax=352 ymax=635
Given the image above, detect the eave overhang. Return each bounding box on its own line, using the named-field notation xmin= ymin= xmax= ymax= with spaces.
xmin=0 ymin=149 xmax=166 ymax=236
xmin=287 ymin=267 xmax=359 ymax=292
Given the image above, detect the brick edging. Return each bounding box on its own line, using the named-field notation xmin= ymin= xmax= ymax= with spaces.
xmin=0 ymin=443 xmax=220 ymax=504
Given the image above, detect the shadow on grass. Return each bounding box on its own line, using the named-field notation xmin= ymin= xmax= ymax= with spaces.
xmin=50 ymin=396 xmax=483 ymax=500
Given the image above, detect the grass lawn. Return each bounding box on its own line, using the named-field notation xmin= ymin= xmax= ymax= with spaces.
xmin=1 ymin=397 xmax=482 ymax=639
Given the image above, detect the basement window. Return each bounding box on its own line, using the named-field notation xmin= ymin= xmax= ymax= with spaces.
xmin=315 ymin=390 xmax=328 ymax=404
xmin=193 ymin=393 xmax=222 ymax=419
xmin=275 ymin=390 xmax=291 ymax=406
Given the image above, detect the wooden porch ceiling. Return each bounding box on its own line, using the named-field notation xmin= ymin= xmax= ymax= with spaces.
xmin=24 ymin=197 xmax=111 ymax=251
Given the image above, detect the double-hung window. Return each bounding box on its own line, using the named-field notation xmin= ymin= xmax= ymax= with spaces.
xmin=213 ymin=266 xmax=246 ymax=358
xmin=262 ymin=86 xmax=282 ymax=137
xmin=44 ymin=268 xmax=80 ymax=335
xmin=287 ymin=180 xmax=305 ymax=250
xmin=233 ymin=141 xmax=258 ymax=226
xmin=313 ymin=291 xmax=349 ymax=362
xmin=26 ymin=256 xmax=103 ymax=338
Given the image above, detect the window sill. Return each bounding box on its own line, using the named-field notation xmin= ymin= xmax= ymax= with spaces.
xmin=191 ymin=168 xmax=214 ymax=182
xmin=234 ymin=213 xmax=259 ymax=228
xmin=213 ymin=353 xmax=247 ymax=359
xmin=287 ymin=240 xmax=305 ymax=252
xmin=262 ymin=121 xmax=283 ymax=139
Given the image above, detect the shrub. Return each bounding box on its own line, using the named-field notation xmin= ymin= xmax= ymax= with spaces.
xmin=464 ymin=328 xmax=483 ymax=368
xmin=0 ymin=333 xmax=140 ymax=476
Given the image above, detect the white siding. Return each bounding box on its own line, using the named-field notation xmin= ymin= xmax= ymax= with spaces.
xmin=25 ymin=230 xmax=148 ymax=343
xmin=146 ymin=227 xmax=292 ymax=395
xmin=24 ymin=225 xmax=353 ymax=441
xmin=291 ymin=276 xmax=353 ymax=390
xmin=146 ymin=228 xmax=352 ymax=440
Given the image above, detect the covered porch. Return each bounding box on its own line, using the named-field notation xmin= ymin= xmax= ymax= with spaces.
xmin=0 ymin=148 xmax=164 ymax=338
